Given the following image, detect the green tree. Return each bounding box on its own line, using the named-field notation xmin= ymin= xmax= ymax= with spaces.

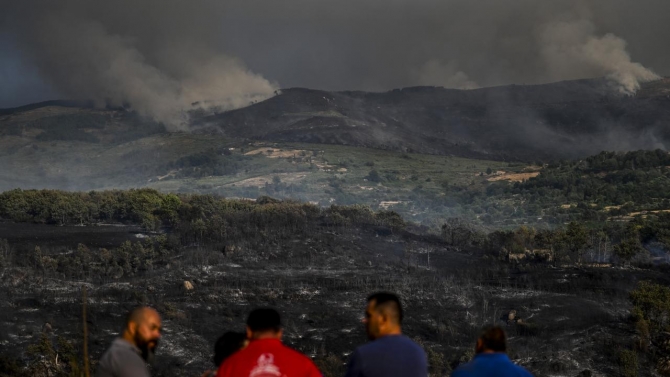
xmin=630 ymin=281 xmax=670 ymax=333
xmin=563 ymin=222 xmax=589 ymax=263
xmin=614 ymin=239 xmax=641 ymax=263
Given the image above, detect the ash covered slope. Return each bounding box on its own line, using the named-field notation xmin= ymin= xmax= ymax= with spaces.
xmin=204 ymin=78 xmax=670 ymax=161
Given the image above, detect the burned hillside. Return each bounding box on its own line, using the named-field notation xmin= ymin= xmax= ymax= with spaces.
xmin=1 ymin=190 xmax=669 ymax=376
xmin=202 ymin=78 xmax=670 ymax=161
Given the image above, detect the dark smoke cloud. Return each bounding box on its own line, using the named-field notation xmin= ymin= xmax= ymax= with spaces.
xmin=2 ymin=1 xmax=279 ymax=128
xmin=2 ymin=0 xmax=668 ymax=120
xmin=215 ymin=0 xmax=666 ymax=91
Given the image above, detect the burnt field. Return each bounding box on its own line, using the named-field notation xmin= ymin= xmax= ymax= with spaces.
xmin=0 ymin=190 xmax=669 ymax=377
xmin=0 ymin=221 xmax=145 ymax=249
xmin=1 ymin=219 xmax=667 ymax=377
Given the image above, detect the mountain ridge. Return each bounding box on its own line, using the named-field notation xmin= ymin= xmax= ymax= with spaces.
xmin=200 ymin=77 xmax=670 ymax=160
xmin=3 ymin=77 xmax=670 ymax=161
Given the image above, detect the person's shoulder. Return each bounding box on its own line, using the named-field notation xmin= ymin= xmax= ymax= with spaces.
xmin=103 ymin=339 xmax=143 ymax=362
xmin=500 ymin=355 xmax=533 ymax=376
xmin=276 ymin=343 xmax=321 ymax=372
xmin=355 ymin=335 xmax=425 ymax=358
xmin=280 ymin=343 xmax=316 ymax=362
xmin=356 ymin=335 xmax=415 ymax=349
xmin=450 ymin=359 xmax=478 ymax=377
xmin=220 ymin=345 xmax=250 ymax=366
xmin=98 ymin=343 xmax=148 ymax=377
xmin=395 ymin=336 xmax=427 ymax=357
xmin=403 ymin=335 xmax=427 ymax=349
xmin=217 ymin=349 xmax=250 ymax=377
xmin=449 ymin=367 xmax=467 ymax=377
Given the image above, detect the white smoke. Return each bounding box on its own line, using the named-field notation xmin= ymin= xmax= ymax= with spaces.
xmin=415 ymin=60 xmax=479 ymax=90
xmin=10 ymin=4 xmax=278 ymax=129
xmin=540 ymin=19 xmax=659 ymax=94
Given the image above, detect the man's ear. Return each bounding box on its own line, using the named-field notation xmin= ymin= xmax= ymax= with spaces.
xmin=246 ymin=326 xmax=253 ymax=340
xmin=379 ymin=310 xmax=390 ymax=326
xmin=127 ymin=321 xmax=138 ymax=336
xmin=277 ymin=329 xmax=283 ymax=340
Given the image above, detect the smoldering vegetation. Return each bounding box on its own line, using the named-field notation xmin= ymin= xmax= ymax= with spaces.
xmin=0 ymin=190 xmax=670 ymax=376
xmin=203 ymin=77 xmax=670 ymax=161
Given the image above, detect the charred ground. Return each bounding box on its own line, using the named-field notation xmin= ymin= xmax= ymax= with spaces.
xmin=1 ymin=191 xmax=669 ymax=376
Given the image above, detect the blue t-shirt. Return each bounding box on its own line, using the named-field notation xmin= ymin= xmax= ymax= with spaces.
xmin=344 ymin=335 xmax=428 ymax=377
xmin=451 ymin=353 xmax=534 ymax=377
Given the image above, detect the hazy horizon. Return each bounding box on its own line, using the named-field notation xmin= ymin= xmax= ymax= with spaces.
xmin=2 ymin=0 xmax=669 ymax=120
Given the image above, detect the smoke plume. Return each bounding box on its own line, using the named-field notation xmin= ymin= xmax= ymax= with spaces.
xmin=2 ymin=0 xmax=668 ymax=111
xmin=4 ymin=2 xmax=278 ymax=128
xmin=540 ymin=19 xmax=660 ymax=94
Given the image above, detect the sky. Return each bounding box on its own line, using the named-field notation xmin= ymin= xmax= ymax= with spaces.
xmin=1 ymin=0 xmax=668 ymax=120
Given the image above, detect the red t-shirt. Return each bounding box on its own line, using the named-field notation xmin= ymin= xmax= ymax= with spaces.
xmin=217 ymin=338 xmax=322 ymax=377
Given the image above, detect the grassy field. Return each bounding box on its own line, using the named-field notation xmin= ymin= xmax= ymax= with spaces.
xmin=0 ymin=132 xmax=530 ymax=226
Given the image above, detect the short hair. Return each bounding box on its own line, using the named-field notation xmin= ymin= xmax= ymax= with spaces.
xmin=213 ymin=331 xmax=246 ymax=367
xmin=247 ymin=308 xmax=282 ymax=333
xmin=125 ymin=306 xmax=150 ymax=327
xmin=367 ymin=292 xmax=403 ymax=324
xmin=479 ymin=326 xmax=507 ymax=352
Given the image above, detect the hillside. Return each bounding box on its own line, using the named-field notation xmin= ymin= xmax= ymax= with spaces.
xmin=3 ymin=78 xmax=670 ymax=163
xmin=2 ymin=126 xmax=670 ymax=229
xmin=202 ymin=78 xmax=670 ymax=160
xmin=2 ymin=78 xmax=670 ymax=229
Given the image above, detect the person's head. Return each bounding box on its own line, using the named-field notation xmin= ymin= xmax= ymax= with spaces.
xmin=475 ymin=326 xmax=507 ymax=354
xmin=246 ymin=308 xmax=283 ymax=340
xmin=364 ymin=292 xmax=403 ymax=340
xmin=213 ymin=331 xmax=248 ymax=367
xmin=122 ymin=306 xmax=162 ymax=362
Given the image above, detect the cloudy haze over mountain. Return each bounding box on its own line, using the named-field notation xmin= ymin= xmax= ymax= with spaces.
xmin=1 ymin=0 xmax=668 ymax=116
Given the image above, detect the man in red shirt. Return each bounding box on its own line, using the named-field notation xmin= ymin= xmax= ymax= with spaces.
xmin=217 ymin=308 xmax=322 ymax=377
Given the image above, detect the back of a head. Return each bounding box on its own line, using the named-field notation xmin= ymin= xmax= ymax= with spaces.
xmin=478 ymin=326 xmax=507 ymax=353
xmin=247 ymin=308 xmax=282 ymax=334
xmin=368 ymin=292 xmax=403 ymax=325
xmin=125 ymin=306 xmax=157 ymax=330
xmin=213 ymin=331 xmax=247 ymax=367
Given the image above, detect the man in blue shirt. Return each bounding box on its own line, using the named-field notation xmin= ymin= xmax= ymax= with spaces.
xmin=452 ymin=326 xmax=534 ymax=377
xmin=344 ymin=292 xmax=428 ymax=377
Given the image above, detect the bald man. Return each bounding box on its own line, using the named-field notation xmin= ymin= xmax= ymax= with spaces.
xmin=97 ymin=306 xmax=162 ymax=377
xmin=345 ymin=292 xmax=427 ymax=377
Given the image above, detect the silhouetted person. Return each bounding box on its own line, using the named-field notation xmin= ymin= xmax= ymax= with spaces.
xmin=451 ymin=326 xmax=533 ymax=377
xmin=216 ymin=308 xmax=322 ymax=377
xmin=97 ymin=306 xmax=162 ymax=377
xmin=202 ymin=331 xmax=249 ymax=377
xmin=344 ymin=292 xmax=428 ymax=377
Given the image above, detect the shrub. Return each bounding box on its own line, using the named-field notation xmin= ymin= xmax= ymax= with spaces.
xmin=618 ymin=349 xmax=638 ymax=377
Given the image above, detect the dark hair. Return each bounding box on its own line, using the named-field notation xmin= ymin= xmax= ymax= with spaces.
xmin=479 ymin=326 xmax=507 ymax=353
xmin=213 ymin=331 xmax=246 ymax=367
xmin=367 ymin=292 xmax=403 ymax=324
xmin=247 ymin=308 xmax=282 ymax=333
